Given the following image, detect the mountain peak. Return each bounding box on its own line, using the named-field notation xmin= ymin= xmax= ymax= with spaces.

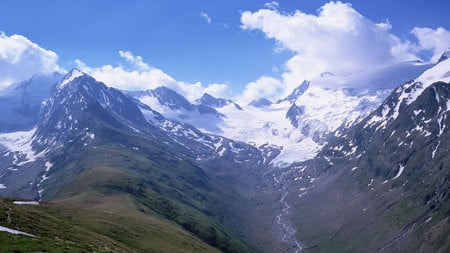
xmin=437 ymin=47 xmax=450 ymax=63
xmin=278 ymin=80 xmax=310 ymax=103
xmin=57 ymin=68 xmax=85 ymax=89
xmin=248 ymin=97 xmax=272 ymax=107
xmin=198 ymin=93 xmax=226 ymax=107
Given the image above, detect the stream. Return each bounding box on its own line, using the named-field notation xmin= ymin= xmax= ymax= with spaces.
xmin=269 ymin=170 xmax=303 ymax=252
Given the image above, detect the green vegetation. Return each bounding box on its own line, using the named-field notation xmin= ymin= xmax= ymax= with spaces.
xmin=0 ymin=197 xmax=220 ymax=253
xmin=24 ymin=112 xmax=259 ymax=252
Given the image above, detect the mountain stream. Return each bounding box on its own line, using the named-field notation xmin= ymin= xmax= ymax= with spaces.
xmin=269 ymin=169 xmax=303 ymax=252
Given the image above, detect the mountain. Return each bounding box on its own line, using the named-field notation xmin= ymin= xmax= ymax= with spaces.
xmin=127 ymin=87 xmax=225 ymax=133
xmin=215 ymin=61 xmax=433 ymax=167
xmin=248 ymin=97 xmax=273 ymax=108
xmin=437 ymin=48 xmax=450 ymax=63
xmin=0 ymin=72 xmax=62 ymax=132
xmin=280 ymin=54 xmax=450 ymax=252
xmin=277 ymin=80 xmax=310 ymax=103
xmin=197 ymin=93 xmax=243 ymax=110
xmin=123 ymin=61 xmax=431 ymax=167
xmin=0 ymin=54 xmax=447 ymax=252
xmin=0 ymin=69 xmax=283 ymax=252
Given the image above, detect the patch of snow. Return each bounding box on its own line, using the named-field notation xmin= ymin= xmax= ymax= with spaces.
xmin=0 ymin=184 xmax=6 ymax=189
xmin=368 ymin=179 xmax=374 ymax=187
xmin=351 ymin=166 xmax=358 ymax=171
xmin=44 ymin=161 xmax=53 ymax=172
xmin=217 ymin=147 xmax=226 ymax=157
xmin=13 ymin=201 xmax=39 ymax=205
xmin=392 ymin=164 xmax=405 ymax=180
xmin=0 ymin=226 xmax=35 ymax=237
xmin=270 ymin=137 xmax=321 ymax=168
xmin=432 ymin=141 xmax=440 ymax=159
xmin=0 ymin=129 xmax=45 ymax=166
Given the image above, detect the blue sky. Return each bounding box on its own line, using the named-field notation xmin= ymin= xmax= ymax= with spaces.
xmin=1 ymin=0 xmax=450 ymax=101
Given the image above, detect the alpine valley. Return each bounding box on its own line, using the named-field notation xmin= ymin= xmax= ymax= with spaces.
xmin=0 ymin=51 xmax=449 ymax=252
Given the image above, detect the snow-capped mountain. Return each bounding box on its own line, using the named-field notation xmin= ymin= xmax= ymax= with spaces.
xmin=0 ymin=53 xmax=448 ymax=253
xmin=196 ymin=93 xmax=243 ymax=110
xmin=0 ymin=69 xmax=284 ymax=252
xmin=0 ymin=69 xmax=152 ymax=200
xmin=33 ymin=69 xmax=149 ymax=151
xmin=0 ymin=69 xmax=273 ymax=201
xmin=127 ymin=88 xmax=225 ymax=133
xmin=127 ymin=61 xmax=431 ymax=167
xmin=277 ymin=50 xmax=450 ymax=253
xmin=0 ymin=72 xmax=62 ymax=132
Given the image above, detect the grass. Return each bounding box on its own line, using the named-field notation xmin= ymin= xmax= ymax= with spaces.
xmin=30 ymin=116 xmax=258 ymax=252
xmin=0 ymin=197 xmax=221 ymax=253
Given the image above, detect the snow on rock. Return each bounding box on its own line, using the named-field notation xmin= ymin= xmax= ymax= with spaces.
xmin=0 ymin=184 xmax=6 ymax=189
xmin=57 ymin=68 xmax=84 ymax=89
xmin=44 ymin=161 xmax=53 ymax=172
xmin=0 ymin=128 xmax=46 ymax=166
xmin=392 ymin=164 xmax=405 ymax=180
xmin=417 ymin=59 xmax=450 ymax=87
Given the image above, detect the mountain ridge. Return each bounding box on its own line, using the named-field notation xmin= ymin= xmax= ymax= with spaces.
xmin=0 ymin=54 xmax=448 ymax=252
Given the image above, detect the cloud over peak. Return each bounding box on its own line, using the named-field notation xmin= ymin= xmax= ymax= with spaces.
xmin=241 ymin=1 xmax=411 ymax=76
xmin=0 ymin=32 xmax=63 ymax=87
xmin=411 ymin=27 xmax=450 ymax=62
xmin=77 ymin=51 xmax=231 ymax=101
xmin=240 ymin=1 xmax=449 ymax=101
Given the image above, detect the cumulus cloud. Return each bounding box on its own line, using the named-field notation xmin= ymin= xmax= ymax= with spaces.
xmin=412 ymin=27 xmax=450 ymax=62
xmin=200 ymin=12 xmax=212 ymax=24
xmin=77 ymin=51 xmax=231 ymax=101
xmin=237 ymin=76 xmax=282 ymax=105
xmin=0 ymin=32 xmax=63 ymax=87
xmin=239 ymin=1 xmax=450 ymax=101
xmin=241 ymin=1 xmax=418 ymax=96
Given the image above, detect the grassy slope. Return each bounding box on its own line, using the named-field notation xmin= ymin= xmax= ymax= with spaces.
xmin=0 ymin=197 xmax=220 ymax=253
xmin=32 ymin=118 xmax=258 ymax=252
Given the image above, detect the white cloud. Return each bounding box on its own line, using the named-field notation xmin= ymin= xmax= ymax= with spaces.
xmin=200 ymin=12 xmax=212 ymax=24
xmin=237 ymin=76 xmax=282 ymax=105
xmin=240 ymin=1 xmax=420 ymax=98
xmin=204 ymin=83 xmax=232 ymax=98
xmin=0 ymin=32 xmax=63 ymax=87
xmin=77 ymin=51 xmax=231 ymax=101
xmin=411 ymin=27 xmax=450 ymax=62
xmin=118 ymin=50 xmax=150 ymax=71
xmin=264 ymin=1 xmax=279 ymax=10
